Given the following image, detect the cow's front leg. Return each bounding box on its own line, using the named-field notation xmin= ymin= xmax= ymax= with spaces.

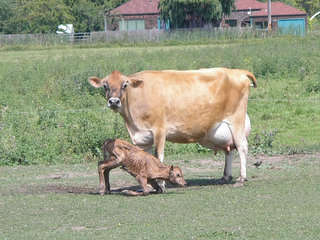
xmin=153 ymin=130 xmax=166 ymax=162
xmin=153 ymin=129 xmax=166 ymax=193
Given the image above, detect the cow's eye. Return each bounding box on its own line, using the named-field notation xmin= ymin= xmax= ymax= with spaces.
xmin=177 ymin=174 xmax=181 ymax=177
xmin=103 ymin=84 xmax=109 ymax=91
xmin=122 ymin=82 xmax=129 ymax=90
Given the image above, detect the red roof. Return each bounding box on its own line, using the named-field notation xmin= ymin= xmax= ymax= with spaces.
xmin=251 ymin=2 xmax=306 ymax=17
xmin=110 ymin=0 xmax=160 ymax=15
xmin=235 ymin=0 xmax=264 ymax=11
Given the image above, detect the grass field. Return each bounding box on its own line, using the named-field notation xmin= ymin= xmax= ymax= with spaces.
xmin=1 ymin=34 xmax=320 ymax=165
xmin=1 ymin=153 xmax=320 ymax=239
xmin=1 ymin=34 xmax=320 ymax=239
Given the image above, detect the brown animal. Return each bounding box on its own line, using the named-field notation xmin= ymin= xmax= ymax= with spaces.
xmin=89 ymin=68 xmax=257 ymax=188
xmin=98 ymin=139 xmax=187 ymax=196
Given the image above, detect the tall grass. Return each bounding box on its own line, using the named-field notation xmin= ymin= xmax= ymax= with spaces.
xmin=0 ymin=34 xmax=320 ymax=165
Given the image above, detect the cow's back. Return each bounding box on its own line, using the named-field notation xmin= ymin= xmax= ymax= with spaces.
xmin=127 ymin=68 xmax=252 ymax=143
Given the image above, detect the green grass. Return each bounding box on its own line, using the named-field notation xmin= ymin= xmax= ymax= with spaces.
xmin=1 ymin=35 xmax=320 ymax=165
xmin=1 ymin=154 xmax=320 ymax=239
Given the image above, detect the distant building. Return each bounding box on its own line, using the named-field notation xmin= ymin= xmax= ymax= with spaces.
xmin=106 ymin=0 xmax=307 ymax=34
xmin=106 ymin=0 xmax=164 ymax=31
xmin=223 ymin=0 xmax=307 ymax=34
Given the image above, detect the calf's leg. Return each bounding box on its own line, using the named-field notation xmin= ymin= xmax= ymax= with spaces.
xmin=123 ymin=176 xmax=150 ymax=196
xmin=149 ymin=179 xmax=164 ymax=193
xmin=98 ymin=158 xmax=120 ymax=195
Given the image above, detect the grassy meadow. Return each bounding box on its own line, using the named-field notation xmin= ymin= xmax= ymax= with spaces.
xmin=1 ymin=33 xmax=320 ymax=239
xmin=1 ymin=34 xmax=320 ymax=165
xmin=1 ymin=153 xmax=320 ymax=239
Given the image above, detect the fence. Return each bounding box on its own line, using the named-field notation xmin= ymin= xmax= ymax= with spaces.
xmin=0 ymin=27 xmax=270 ymax=46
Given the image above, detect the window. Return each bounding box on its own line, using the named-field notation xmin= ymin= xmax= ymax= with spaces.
xmin=225 ymin=19 xmax=237 ymax=27
xmin=255 ymin=21 xmax=268 ymax=29
xmin=119 ymin=20 xmax=145 ymax=31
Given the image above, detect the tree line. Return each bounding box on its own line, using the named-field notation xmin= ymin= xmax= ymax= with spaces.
xmin=0 ymin=0 xmax=126 ymax=34
xmin=0 ymin=0 xmax=319 ymax=34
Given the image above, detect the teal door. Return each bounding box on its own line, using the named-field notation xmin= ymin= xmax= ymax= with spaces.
xmin=278 ymin=18 xmax=305 ymax=35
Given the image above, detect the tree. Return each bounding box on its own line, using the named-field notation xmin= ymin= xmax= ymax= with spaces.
xmin=64 ymin=0 xmax=127 ymax=32
xmin=0 ymin=0 xmax=15 ymax=33
xmin=295 ymin=0 xmax=320 ymax=16
xmin=4 ymin=0 xmax=74 ymax=34
xmin=159 ymin=0 xmax=235 ymax=28
xmin=0 ymin=0 xmax=127 ymax=34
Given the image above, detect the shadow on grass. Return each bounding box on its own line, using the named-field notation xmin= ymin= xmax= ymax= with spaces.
xmin=186 ymin=178 xmax=235 ymax=187
xmin=3 ymin=177 xmax=235 ymax=197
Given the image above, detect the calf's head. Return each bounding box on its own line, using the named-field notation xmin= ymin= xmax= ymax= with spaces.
xmin=168 ymin=166 xmax=187 ymax=187
xmin=88 ymin=71 xmax=143 ymax=112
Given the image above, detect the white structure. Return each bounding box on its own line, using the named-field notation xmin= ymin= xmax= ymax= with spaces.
xmin=310 ymin=11 xmax=320 ymax=21
xmin=56 ymin=24 xmax=74 ymax=34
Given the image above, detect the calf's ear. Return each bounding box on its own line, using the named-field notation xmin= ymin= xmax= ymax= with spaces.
xmin=88 ymin=76 xmax=103 ymax=88
xmin=170 ymin=165 xmax=174 ymax=172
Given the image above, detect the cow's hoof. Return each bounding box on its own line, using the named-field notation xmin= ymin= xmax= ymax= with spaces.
xmin=220 ymin=176 xmax=233 ymax=184
xmin=100 ymin=190 xmax=111 ymax=195
xmin=233 ymin=180 xmax=245 ymax=187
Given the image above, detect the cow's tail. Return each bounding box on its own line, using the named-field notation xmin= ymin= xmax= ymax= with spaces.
xmin=244 ymin=71 xmax=257 ymax=88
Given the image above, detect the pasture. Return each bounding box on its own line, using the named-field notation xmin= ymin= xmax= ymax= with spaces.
xmin=0 ymin=33 xmax=320 ymax=239
xmin=1 ymin=153 xmax=320 ymax=239
xmin=1 ymin=35 xmax=320 ymax=165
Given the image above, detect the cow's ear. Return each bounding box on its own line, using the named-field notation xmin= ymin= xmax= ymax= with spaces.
xmin=88 ymin=76 xmax=103 ymax=88
xmin=129 ymin=78 xmax=144 ymax=88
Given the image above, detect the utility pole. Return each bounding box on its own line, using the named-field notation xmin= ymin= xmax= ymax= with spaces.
xmin=268 ymin=0 xmax=272 ymax=33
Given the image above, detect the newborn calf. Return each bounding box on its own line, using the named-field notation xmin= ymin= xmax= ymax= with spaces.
xmin=99 ymin=139 xmax=187 ymax=196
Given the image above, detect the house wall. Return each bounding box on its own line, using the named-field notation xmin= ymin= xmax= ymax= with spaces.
xmin=251 ymin=15 xmax=307 ymax=30
xmin=223 ymin=10 xmax=255 ymax=27
xmin=107 ymin=14 xmax=160 ymax=31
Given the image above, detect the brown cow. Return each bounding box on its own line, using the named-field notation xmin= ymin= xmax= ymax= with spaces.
xmin=89 ymin=68 xmax=257 ymax=188
xmin=99 ymin=139 xmax=187 ymax=196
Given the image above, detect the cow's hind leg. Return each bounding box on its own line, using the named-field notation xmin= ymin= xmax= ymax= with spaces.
xmin=220 ymin=150 xmax=234 ymax=184
xmin=234 ymin=136 xmax=249 ymax=187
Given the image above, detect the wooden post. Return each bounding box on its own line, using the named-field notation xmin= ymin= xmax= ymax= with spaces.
xmin=268 ymin=0 xmax=272 ymax=33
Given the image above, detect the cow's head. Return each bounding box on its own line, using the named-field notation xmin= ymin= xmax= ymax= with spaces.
xmin=88 ymin=71 xmax=143 ymax=112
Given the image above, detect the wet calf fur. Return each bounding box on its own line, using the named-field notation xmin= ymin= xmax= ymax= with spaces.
xmin=99 ymin=139 xmax=187 ymax=196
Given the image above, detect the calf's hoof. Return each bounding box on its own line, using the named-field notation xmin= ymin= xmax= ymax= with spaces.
xmin=156 ymin=180 xmax=166 ymax=194
xmin=155 ymin=187 xmax=166 ymax=194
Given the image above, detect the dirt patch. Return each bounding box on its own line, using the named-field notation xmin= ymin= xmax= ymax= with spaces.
xmin=2 ymin=153 xmax=318 ymax=196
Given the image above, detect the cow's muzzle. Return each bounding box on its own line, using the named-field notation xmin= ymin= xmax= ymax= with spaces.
xmin=108 ymin=98 xmax=121 ymax=109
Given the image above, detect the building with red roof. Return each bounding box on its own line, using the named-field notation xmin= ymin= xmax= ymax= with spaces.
xmin=107 ymin=0 xmax=307 ymax=34
xmin=224 ymin=0 xmax=307 ymax=34
xmin=107 ymin=0 xmax=162 ymax=31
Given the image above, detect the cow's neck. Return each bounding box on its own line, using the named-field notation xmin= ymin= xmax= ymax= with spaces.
xmin=119 ymin=91 xmax=141 ymax=132
xmin=119 ymin=96 xmax=135 ymax=129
